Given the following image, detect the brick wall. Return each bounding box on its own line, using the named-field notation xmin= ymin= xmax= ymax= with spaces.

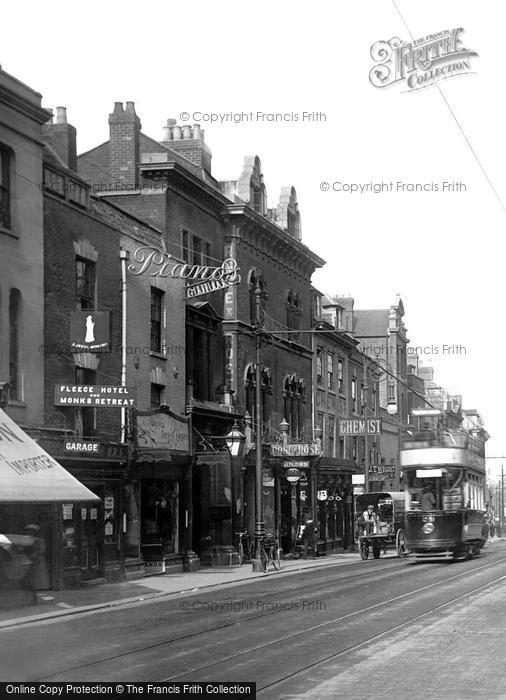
xmin=44 ymin=196 xmax=123 ymax=438
xmin=108 ymin=102 xmax=141 ymax=188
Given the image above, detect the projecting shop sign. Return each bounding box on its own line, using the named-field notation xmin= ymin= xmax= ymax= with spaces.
xmin=54 ymin=385 xmax=135 ymax=407
xmin=338 ymin=418 xmax=382 ymax=435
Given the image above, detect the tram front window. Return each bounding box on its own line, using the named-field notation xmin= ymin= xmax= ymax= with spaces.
xmin=405 ymin=468 xmax=463 ymax=511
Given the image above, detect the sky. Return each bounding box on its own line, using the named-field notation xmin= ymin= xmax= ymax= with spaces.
xmin=2 ymin=1 xmax=505 ymax=478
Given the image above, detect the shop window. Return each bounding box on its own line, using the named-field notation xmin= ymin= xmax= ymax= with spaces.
xmin=123 ymin=483 xmax=141 ymax=559
xmin=142 ymin=481 xmax=179 ymax=555
xmin=150 ymin=288 xmax=164 ymax=352
xmin=9 ymin=288 xmax=21 ymax=400
xmin=0 ymin=144 xmax=12 ymax=229
xmin=76 ymin=256 xmax=96 ymax=310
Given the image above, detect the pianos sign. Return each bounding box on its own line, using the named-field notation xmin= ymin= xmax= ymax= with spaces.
xmin=128 ymin=246 xmax=241 ymax=300
xmin=338 ymin=418 xmax=382 ymax=435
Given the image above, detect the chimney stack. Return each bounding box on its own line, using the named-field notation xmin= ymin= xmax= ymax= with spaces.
xmin=42 ymin=106 xmax=77 ymax=170
xmin=161 ymin=117 xmax=212 ymax=173
xmin=108 ymin=101 xmax=142 ymax=188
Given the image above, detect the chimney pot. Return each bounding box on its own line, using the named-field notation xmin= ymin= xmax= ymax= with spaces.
xmin=162 ymin=126 xmax=172 ymax=141
xmin=56 ymin=106 xmax=67 ymax=125
xmin=112 ymin=102 xmax=124 ymax=116
xmin=183 ymin=125 xmax=192 ymax=139
xmin=192 ymin=124 xmax=201 ymax=139
xmin=167 ymin=118 xmax=177 ymax=127
xmin=125 ymin=101 xmax=136 ymax=115
xmin=173 ymin=126 xmax=182 ymax=140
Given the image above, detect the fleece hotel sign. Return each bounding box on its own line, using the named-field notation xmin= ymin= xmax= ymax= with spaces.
xmin=54 ymin=385 xmax=135 ymax=408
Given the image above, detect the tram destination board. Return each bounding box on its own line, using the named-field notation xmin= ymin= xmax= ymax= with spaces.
xmin=54 ymin=384 xmax=136 ymax=407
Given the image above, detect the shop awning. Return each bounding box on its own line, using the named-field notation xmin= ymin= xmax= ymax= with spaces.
xmin=0 ymin=409 xmax=99 ymax=503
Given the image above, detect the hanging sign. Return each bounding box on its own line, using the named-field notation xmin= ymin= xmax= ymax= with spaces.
xmin=271 ymin=443 xmax=321 ymax=457
xmin=128 ymin=246 xmax=241 ymax=299
xmin=70 ymin=311 xmax=110 ymax=352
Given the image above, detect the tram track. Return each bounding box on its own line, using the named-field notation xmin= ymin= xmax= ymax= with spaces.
xmin=33 ymin=553 xmax=506 ymax=683
xmin=256 ymin=570 xmax=506 ymax=696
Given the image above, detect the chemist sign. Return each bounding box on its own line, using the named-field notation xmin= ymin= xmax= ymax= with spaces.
xmin=70 ymin=311 xmax=110 ymax=352
xmin=54 ymin=385 xmax=135 ymax=408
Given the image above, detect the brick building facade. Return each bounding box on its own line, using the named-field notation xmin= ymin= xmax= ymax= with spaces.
xmin=78 ymin=106 xmax=325 ymax=560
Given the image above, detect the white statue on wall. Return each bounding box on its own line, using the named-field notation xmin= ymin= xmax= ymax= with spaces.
xmin=85 ymin=314 xmax=95 ymax=343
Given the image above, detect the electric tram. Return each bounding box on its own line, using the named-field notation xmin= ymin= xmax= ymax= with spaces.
xmin=400 ymin=414 xmax=488 ymax=560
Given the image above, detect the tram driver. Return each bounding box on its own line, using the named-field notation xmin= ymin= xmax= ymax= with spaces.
xmin=420 ymin=484 xmax=436 ymax=511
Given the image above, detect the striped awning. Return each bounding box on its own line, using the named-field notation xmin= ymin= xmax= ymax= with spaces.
xmin=0 ymin=408 xmax=99 ymax=503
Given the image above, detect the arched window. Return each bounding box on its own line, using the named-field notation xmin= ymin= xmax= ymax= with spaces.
xmin=248 ymin=269 xmax=268 ymax=327
xmin=9 ymin=288 xmax=21 ymax=400
xmin=283 ymin=375 xmax=306 ymax=440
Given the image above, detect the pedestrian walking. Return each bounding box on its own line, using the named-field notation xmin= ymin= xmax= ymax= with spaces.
xmin=23 ymin=525 xmax=50 ymax=603
xmin=301 ymin=511 xmax=318 ymax=559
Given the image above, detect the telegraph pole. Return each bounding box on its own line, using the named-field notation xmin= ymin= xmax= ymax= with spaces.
xmin=363 ymin=354 xmax=369 ymax=494
xmin=253 ymin=283 xmax=265 ymax=567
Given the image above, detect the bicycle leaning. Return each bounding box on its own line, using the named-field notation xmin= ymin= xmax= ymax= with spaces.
xmin=257 ymin=532 xmax=281 ymax=573
xmin=235 ymin=531 xmax=255 ymax=566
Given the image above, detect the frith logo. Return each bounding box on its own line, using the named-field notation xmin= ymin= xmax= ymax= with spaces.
xmin=369 ymin=28 xmax=478 ymax=91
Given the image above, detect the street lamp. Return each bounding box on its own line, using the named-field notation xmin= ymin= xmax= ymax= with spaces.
xmin=226 ymin=421 xmax=244 ymax=457
xmin=225 ymin=421 xmax=245 ymax=541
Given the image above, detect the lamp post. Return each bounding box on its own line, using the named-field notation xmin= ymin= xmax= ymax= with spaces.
xmin=225 ymin=421 xmax=245 ymax=540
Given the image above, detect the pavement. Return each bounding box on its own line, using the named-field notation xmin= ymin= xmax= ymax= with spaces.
xmin=0 ymin=550 xmax=361 ymax=629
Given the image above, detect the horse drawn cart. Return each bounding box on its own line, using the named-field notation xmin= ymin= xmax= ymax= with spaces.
xmin=355 ymin=492 xmax=408 ymax=560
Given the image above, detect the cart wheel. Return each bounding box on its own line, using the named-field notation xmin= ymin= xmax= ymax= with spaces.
xmin=373 ymin=542 xmax=381 ymax=559
xmin=396 ymin=529 xmax=408 ymax=558
xmin=360 ymin=541 xmax=369 ymax=560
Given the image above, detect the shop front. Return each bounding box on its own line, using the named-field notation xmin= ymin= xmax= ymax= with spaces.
xmin=0 ymin=408 xmax=99 ymax=592
xmin=38 ymin=436 xmax=141 ymax=587
xmin=133 ymin=407 xmax=192 ymax=575
xmin=242 ymin=441 xmax=322 ymax=558
xmin=314 ymin=457 xmax=356 ymax=553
